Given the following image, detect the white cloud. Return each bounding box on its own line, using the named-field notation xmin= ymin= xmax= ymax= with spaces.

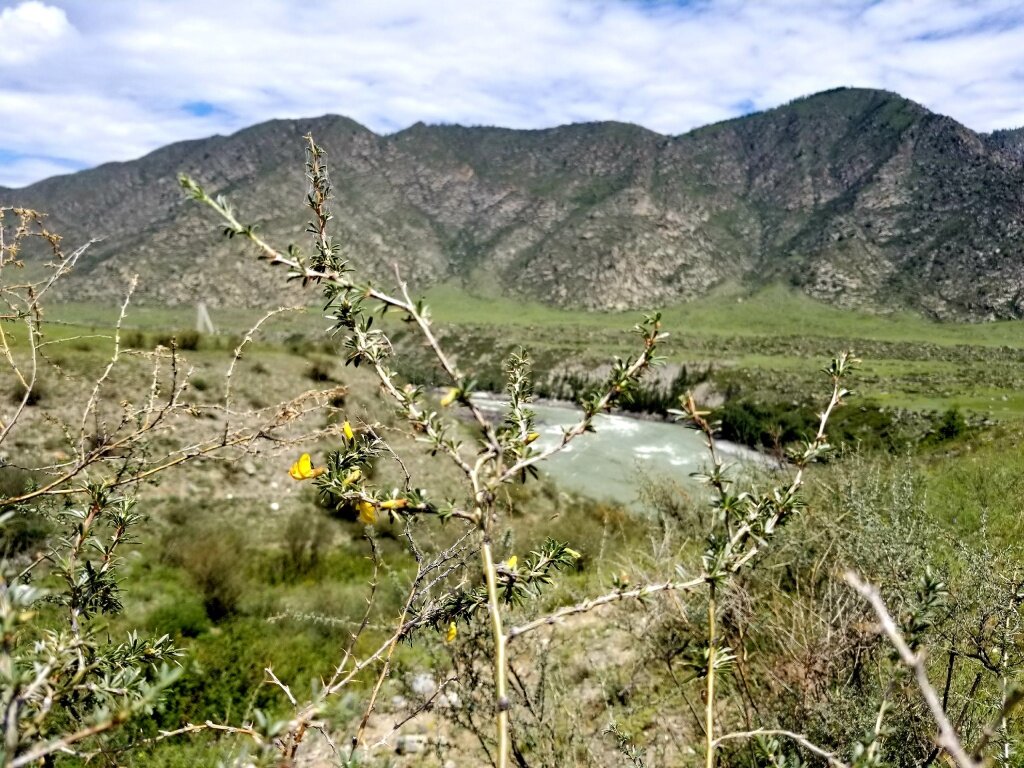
xmin=0 ymin=1 xmax=72 ymax=65
xmin=1 ymin=0 xmax=1024 ymax=186
xmin=0 ymin=155 xmax=81 ymax=188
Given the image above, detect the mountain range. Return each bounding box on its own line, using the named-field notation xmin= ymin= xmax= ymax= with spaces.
xmin=3 ymin=87 xmax=1024 ymax=320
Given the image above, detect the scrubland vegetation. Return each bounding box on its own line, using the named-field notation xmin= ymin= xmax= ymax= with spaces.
xmin=4 ymin=139 xmax=1024 ymax=768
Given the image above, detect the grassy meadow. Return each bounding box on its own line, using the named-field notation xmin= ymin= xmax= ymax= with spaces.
xmin=49 ymin=281 xmax=1024 ymax=418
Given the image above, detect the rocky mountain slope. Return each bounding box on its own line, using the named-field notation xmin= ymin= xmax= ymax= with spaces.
xmin=3 ymin=87 xmax=1024 ymax=319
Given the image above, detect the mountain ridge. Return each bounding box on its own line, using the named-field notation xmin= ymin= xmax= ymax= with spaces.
xmin=3 ymin=87 xmax=1023 ymax=320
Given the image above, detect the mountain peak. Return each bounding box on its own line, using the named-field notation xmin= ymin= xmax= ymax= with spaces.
xmin=2 ymin=88 xmax=1022 ymax=320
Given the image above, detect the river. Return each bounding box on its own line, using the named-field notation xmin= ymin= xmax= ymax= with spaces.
xmin=472 ymin=397 xmax=763 ymax=509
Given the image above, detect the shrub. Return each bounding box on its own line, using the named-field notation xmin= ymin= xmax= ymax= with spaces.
xmin=147 ymin=597 xmax=211 ymax=638
xmin=8 ymin=379 xmax=45 ymax=406
xmin=0 ymin=205 xmax=334 ymax=765
xmin=305 ymin=357 xmax=335 ymax=382
xmin=122 ymin=329 xmax=148 ymax=348
xmin=0 ymin=507 xmax=50 ymax=557
xmin=154 ymin=330 xmax=201 ymax=350
xmin=275 ymin=510 xmax=332 ymax=581
xmin=0 ymin=465 xmax=36 ymax=500
xmin=932 ymin=405 xmax=968 ymax=442
xmin=176 ymin=330 xmax=202 ymax=350
xmin=715 ymin=397 xmax=909 ymax=454
xmin=162 ymin=521 xmax=249 ymax=621
xmin=284 ymin=333 xmax=315 ymax=355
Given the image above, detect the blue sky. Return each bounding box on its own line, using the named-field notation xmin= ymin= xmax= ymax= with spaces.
xmin=1 ymin=0 xmax=1024 ymax=187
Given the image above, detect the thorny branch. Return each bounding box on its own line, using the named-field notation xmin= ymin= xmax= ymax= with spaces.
xmin=846 ymin=571 xmax=979 ymax=768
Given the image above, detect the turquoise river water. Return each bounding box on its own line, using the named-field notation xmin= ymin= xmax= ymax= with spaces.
xmin=472 ymin=397 xmax=760 ymax=509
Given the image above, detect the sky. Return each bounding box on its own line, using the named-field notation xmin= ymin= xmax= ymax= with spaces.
xmin=2 ymin=0 xmax=1024 ymax=187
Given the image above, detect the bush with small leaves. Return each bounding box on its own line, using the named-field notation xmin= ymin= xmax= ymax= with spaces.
xmin=0 ymin=206 xmax=335 ymax=764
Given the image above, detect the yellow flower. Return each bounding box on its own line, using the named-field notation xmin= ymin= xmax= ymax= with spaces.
xmin=357 ymin=500 xmax=377 ymax=525
xmin=289 ymin=453 xmax=325 ymax=481
xmin=379 ymin=498 xmax=408 ymax=510
xmin=506 ymin=555 xmax=518 ymax=570
xmin=343 ymin=421 xmax=355 ymax=441
xmin=445 ymin=621 xmax=457 ymax=644
xmin=342 ymin=468 xmax=361 ymax=486
xmin=524 ymin=432 xmax=540 ymax=445
xmin=440 ymin=387 xmax=459 ymax=407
